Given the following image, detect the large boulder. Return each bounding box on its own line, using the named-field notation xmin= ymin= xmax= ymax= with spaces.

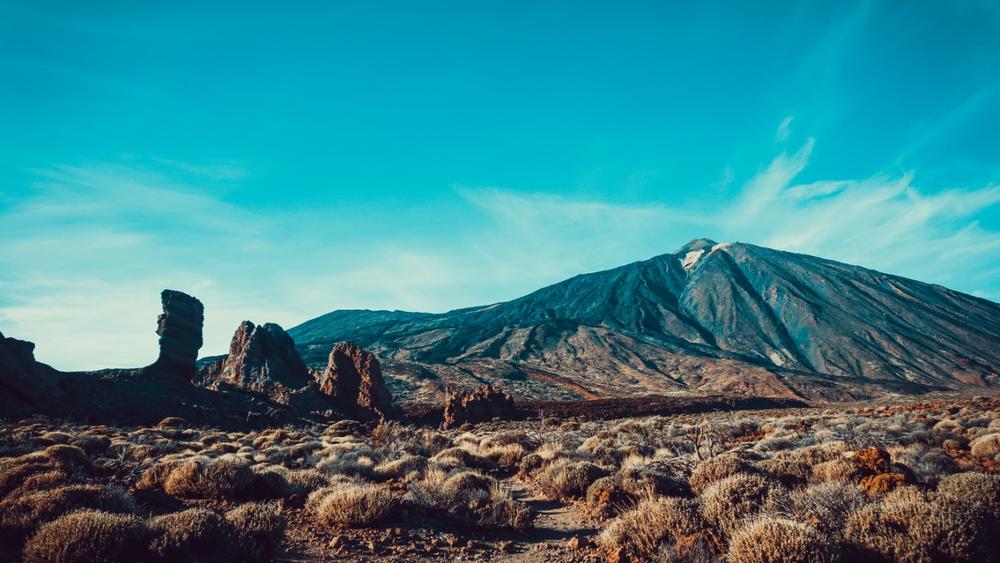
xmin=200 ymin=321 xmax=311 ymax=400
xmin=150 ymin=290 xmax=204 ymax=378
xmin=442 ymin=385 xmax=515 ymax=428
xmin=317 ymin=342 xmax=393 ymax=420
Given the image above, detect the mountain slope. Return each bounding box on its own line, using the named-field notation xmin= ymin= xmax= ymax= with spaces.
xmin=289 ymin=240 xmax=1000 ymax=402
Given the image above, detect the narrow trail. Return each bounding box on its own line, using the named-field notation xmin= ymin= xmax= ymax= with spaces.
xmin=507 ymin=482 xmax=599 ymax=562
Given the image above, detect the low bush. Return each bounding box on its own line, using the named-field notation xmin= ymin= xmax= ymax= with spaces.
xmin=23 ymin=510 xmax=149 ymax=563
xmin=596 ymin=496 xmax=706 ymax=560
xmin=307 ymin=483 xmax=398 ymax=527
xmin=727 ymin=517 xmax=836 ymax=563
xmin=701 ymin=473 xmax=788 ymax=535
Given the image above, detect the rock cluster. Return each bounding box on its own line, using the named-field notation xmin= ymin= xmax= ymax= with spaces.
xmin=202 ymin=321 xmax=311 ymax=391
xmin=318 ymin=342 xmax=393 ymax=420
xmin=442 ymin=385 xmax=515 ymax=428
xmin=151 ymin=290 xmax=204 ymax=378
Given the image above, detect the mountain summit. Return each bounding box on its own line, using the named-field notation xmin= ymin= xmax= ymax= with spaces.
xmin=289 ymin=240 xmax=1000 ymax=402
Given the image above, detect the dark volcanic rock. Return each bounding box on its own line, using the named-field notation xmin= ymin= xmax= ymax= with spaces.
xmin=290 ymin=239 xmax=1000 ymax=402
xmin=151 ymin=289 xmax=204 ymax=378
xmin=202 ymin=321 xmax=311 ymax=391
xmin=442 ymin=385 xmax=515 ymax=428
xmin=0 ymin=332 xmax=64 ymax=418
xmin=318 ymin=342 xmax=393 ymax=420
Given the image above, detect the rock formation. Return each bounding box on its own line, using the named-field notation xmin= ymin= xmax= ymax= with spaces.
xmin=442 ymin=385 xmax=515 ymax=428
xmin=202 ymin=321 xmax=311 ymax=389
xmin=0 ymin=331 xmax=64 ymax=418
xmin=150 ymin=289 xmax=204 ymax=378
xmin=317 ymin=342 xmax=393 ymax=420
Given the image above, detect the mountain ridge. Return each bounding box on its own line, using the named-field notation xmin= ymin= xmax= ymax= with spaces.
xmin=288 ymin=240 xmax=1000 ymax=403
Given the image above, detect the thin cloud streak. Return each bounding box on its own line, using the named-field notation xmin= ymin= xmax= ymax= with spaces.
xmin=2 ymin=141 xmax=999 ymax=370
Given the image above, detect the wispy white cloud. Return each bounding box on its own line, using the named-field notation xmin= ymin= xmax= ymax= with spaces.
xmin=776 ymin=115 xmax=794 ymax=142
xmin=3 ymin=141 xmax=999 ymax=370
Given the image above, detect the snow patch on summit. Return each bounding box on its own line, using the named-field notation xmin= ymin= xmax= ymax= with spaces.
xmin=681 ymin=249 xmax=705 ymax=270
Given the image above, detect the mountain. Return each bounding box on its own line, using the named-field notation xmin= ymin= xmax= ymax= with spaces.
xmin=288 ymin=239 xmax=1000 ymax=402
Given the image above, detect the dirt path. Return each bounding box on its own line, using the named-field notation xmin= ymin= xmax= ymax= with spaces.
xmin=507 ymin=482 xmax=601 ymax=562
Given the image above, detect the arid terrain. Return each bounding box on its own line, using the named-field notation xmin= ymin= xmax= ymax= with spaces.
xmin=2 ymin=392 xmax=999 ymax=562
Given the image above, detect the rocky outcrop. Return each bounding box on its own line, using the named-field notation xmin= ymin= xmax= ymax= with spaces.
xmin=0 ymin=332 xmax=64 ymax=418
xmin=150 ymin=290 xmax=204 ymax=378
xmin=202 ymin=321 xmax=311 ymax=391
xmin=317 ymin=342 xmax=393 ymax=420
xmin=442 ymin=385 xmax=515 ymax=428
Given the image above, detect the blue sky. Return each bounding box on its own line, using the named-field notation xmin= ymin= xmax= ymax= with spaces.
xmin=2 ymin=1 xmax=999 ymax=369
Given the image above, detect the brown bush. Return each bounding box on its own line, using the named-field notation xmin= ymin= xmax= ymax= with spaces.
xmin=689 ymin=453 xmax=757 ymax=494
xmin=148 ymin=508 xmax=230 ymax=561
xmin=934 ymin=472 xmax=1000 ymax=517
xmin=597 ymin=496 xmax=707 ymax=561
xmin=406 ymin=468 xmax=534 ymax=530
xmin=0 ymin=484 xmax=139 ymax=544
xmin=970 ymin=433 xmax=1000 ymax=458
xmin=844 ymin=486 xmax=935 ymax=562
xmin=859 ymin=473 xmax=908 ymax=497
xmin=585 ymin=476 xmax=638 ymax=519
xmin=851 ymin=447 xmax=892 ymax=474
xmin=225 ymin=502 xmax=286 ymax=562
xmin=536 ymin=460 xmax=608 ymax=500
xmin=22 ymin=510 xmax=149 ymax=563
xmin=789 ymin=481 xmax=869 ymax=534
xmin=811 ymin=458 xmax=863 ymax=483
xmin=307 ymin=483 xmax=398 ymax=527
xmin=701 ymin=473 xmax=788 ymax=535
xmin=162 ymin=456 xmax=254 ymax=499
xmin=758 ymin=458 xmax=812 ymax=488
xmin=727 ymin=517 xmax=836 ymax=563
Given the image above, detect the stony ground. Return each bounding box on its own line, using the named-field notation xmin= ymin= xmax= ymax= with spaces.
xmin=2 ymin=391 xmax=999 ymax=562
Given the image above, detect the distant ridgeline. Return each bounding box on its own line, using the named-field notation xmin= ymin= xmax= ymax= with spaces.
xmin=289 ymin=239 xmax=1000 ymax=403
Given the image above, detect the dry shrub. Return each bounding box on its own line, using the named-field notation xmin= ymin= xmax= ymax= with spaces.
xmin=851 ymin=447 xmax=892 ymax=474
xmin=163 ymin=456 xmax=254 ymax=499
xmin=374 ymin=455 xmax=428 ymax=481
xmin=585 ymin=476 xmax=637 ymax=519
xmin=135 ymin=461 xmax=185 ymax=491
xmin=934 ymin=472 xmax=1000 ymax=516
xmin=155 ymin=417 xmax=188 ymax=430
xmin=689 ymin=453 xmax=757 ymax=494
xmin=859 ymin=473 xmax=908 ymax=497
xmin=70 ymin=435 xmax=111 ymax=456
xmin=23 ymin=510 xmax=149 ymax=563
xmin=481 ymin=443 xmax=527 ymax=468
xmin=811 ymin=458 xmax=862 ymax=483
xmin=844 ymin=486 xmax=935 ymax=562
xmin=41 ymin=445 xmax=91 ymax=468
xmin=596 ymin=496 xmax=706 ymax=561
xmin=431 ymin=447 xmax=494 ymax=470
xmin=148 ymin=508 xmax=229 ymax=561
xmin=307 ymin=483 xmax=397 ymax=527
xmin=788 ymin=481 xmax=868 ymax=534
xmin=5 ymin=469 xmax=69 ymax=499
xmin=779 ymin=441 xmax=848 ymax=465
xmin=758 ymin=458 xmax=812 ymax=488
xmin=40 ymin=431 xmax=73 ymax=444
xmin=406 ymin=468 xmax=534 ymax=530
xmin=517 ymin=453 xmax=548 ymax=478
xmin=727 ymin=517 xmax=836 ymax=563
xmin=970 ymin=433 xmax=1000 ymax=458
xmin=701 ymin=473 xmax=788 ymax=535
xmin=225 ymin=502 xmax=285 ymax=562
xmin=0 ymin=484 xmax=139 ymax=544
xmin=536 ymin=460 xmax=608 ymax=500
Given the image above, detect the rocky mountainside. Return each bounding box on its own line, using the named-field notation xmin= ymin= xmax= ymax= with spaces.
xmin=290 ymin=239 xmax=1000 ymax=402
